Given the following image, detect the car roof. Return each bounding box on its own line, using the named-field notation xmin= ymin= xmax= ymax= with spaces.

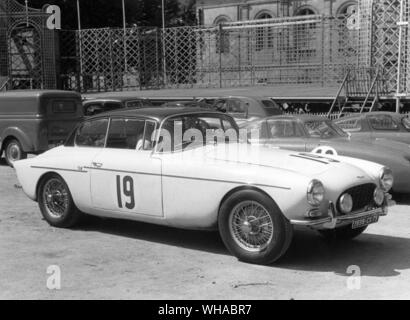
xmin=269 ymin=114 xmax=328 ymax=121
xmin=88 ymin=107 xmax=226 ymax=122
xmin=338 ymin=112 xmax=407 ymax=120
xmin=216 ymin=96 xmax=272 ymax=101
xmin=84 ymin=96 xmax=148 ymax=103
xmin=0 ymin=90 xmax=81 ymax=99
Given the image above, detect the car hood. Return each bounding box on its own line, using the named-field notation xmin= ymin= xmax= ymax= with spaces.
xmin=200 ymin=144 xmax=368 ymax=177
xmin=311 ymin=137 xmax=410 ymax=156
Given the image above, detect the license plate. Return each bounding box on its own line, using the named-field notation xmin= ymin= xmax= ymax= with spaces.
xmin=352 ymin=214 xmax=379 ymax=229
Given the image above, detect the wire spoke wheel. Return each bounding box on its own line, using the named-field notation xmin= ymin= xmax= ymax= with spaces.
xmin=229 ymin=201 xmax=274 ymax=252
xmin=42 ymin=178 xmax=69 ymax=219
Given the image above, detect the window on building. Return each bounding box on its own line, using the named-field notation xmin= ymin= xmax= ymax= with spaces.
xmin=256 ymin=12 xmax=274 ymax=51
xmin=339 ymin=3 xmax=359 ymax=30
xmin=294 ymin=7 xmax=317 ymax=62
xmin=214 ymin=16 xmax=230 ymax=54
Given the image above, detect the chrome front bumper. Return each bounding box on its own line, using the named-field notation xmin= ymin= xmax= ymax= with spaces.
xmin=291 ymin=203 xmax=389 ymax=230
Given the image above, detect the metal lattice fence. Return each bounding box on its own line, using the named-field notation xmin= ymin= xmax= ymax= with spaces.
xmin=359 ymin=0 xmax=410 ymax=97
xmin=60 ymin=14 xmax=361 ymax=93
xmin=2 ymin=0 xmax=410 ymax=97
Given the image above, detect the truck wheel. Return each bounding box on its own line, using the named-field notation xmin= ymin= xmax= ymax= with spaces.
xmin=318 ymin=225 xmax=367 ymax=241
xmin=218 ymin=190 xmax=293 ymax=265
xmin=37 ymin=174 xmax=83 ymax=228
xmin=4 ymin=139 xmax=27 ymax=167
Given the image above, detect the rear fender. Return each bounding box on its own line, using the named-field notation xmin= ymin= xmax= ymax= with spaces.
xmin=0 ymin=127 xmax=33 ymax=152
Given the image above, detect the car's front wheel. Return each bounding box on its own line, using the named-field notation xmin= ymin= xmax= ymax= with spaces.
xmin=318 ymin=225 xmax=367 ymax=241
xmin=38 ymin=174 xmax=83 ymax=228
xmin=4 ymin=139 xmax=27 ymax=167
xmin=218 ymin=190 xmax=293 ymax=265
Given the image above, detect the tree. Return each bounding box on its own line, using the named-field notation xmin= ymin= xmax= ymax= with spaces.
xmin=16 ymin=0 xmax=196 ymax=29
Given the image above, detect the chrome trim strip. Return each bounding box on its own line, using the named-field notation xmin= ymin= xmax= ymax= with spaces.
xmin=31 ymin=166 xmax=88 ymax=173
xmin=290 ymin=154 xmax=330 ymax=164
xmin=84 ymin=166 xmax=291 ymax=190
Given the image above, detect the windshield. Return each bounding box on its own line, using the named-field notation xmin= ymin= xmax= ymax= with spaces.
xmin=157 ymin=114 xmax=240 ymax=153
xmin=303 ymin=120 xmax=348 ymax=139
xmin=261 ymin=99 xmax=283 ymax=116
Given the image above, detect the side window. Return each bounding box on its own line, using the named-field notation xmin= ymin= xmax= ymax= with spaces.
xmin=267 ymin=120 xmax=304 ymax=138
xmin=74 ymin=118 xmax=109 ymax=148
xmin=368 ymin=115 xmax=398 ymax=130
xmin=52 ymin=100 xmax=77 ymax=113
xmin=335 ymin=118 xmax=362 ymax=132
xmin=125 ymin=100 xmax=143 ymax=109
xmin=402 ymin=117 xmax=410 ymax=131
xmin=228 ymin=99 xmax=247 ymax=115
xmin=106 ymin=118 xmax=146 ymax=150
xmin=104 ymin=102 xmax=123 ymax=111
xmin=247 ymin=122 xmax=268 ymax=141
xmin=214 ymin=100 xmax=227 ymax=113
xmin=84 ymin=103 xmax=104 ymax=116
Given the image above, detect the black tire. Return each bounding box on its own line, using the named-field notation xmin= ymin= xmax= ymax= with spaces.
xmin=37 ymin=173 xmax=82 ymax=228
xmin=318 ymin=225 xmax=367 ymax=241
xmin=4 ymin=139 xmax=27 ymax=167
xmin=218 ymin=189 xmax=293 ymax=265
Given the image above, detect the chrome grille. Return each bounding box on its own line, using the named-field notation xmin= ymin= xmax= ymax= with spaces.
xmin=338 ymin=184 xmax=377 ymax=214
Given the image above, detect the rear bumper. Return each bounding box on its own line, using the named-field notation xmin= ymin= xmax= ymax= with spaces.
xmin=291 ymin=202 xmax=390 ymax=230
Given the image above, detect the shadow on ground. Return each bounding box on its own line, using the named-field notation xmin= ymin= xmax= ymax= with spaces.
xmin=0 ymin=158 xmax=7 ymax=166
xmin=76 ymin=216 xmax=410 ymax=278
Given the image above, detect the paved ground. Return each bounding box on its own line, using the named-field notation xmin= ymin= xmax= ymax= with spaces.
xmin=0 ymin=161 xmax=410 ymax=300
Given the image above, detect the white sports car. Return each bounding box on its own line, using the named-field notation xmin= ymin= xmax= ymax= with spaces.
xmin=14 ymin=108 xmax=394 ymax=265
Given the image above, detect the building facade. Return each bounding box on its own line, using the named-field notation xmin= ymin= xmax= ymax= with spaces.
xmin=197 ymin=0 xmax=358 ymax=26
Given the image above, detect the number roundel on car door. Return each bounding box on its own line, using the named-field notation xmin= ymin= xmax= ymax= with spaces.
xmin=116 ymin=175 xmax=135 ymax=210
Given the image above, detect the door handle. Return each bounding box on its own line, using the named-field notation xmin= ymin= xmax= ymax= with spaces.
xmin=92 ymin=162 xmax=103 ymax=168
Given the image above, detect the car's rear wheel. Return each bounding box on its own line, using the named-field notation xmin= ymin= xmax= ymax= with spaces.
xmin=4 ymin=139 xmax=27 ymax=167
xmin=218 ymin=190 xmax=293 ymax=265
xmin=318 ymin=225 xmax=367 ymax=241
xmin=38 ymin=174 xmax=82 ymax=228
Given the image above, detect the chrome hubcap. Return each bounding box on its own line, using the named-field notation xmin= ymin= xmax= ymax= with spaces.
xmin=229 ymin=201 xmax=274 ymax=252
xmin=42 ymin=179 xmax=69 ymax=219
xmin=6 ymin=144 xmax=21 ymax=162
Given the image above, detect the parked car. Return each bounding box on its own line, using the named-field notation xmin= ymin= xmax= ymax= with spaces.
xmin=211 ymin=96 xmax=283 ymax=125
xmin=242 ymin=114 xmax=410 ymax=193
xmin=83 ymin=96 xmax=154 ymax=116
xmin=334 ymin=112 xmax=410 ymax=145
xmin=161 ymin=100 xmax=213 ymax=109
xmin=0 ymin=90 xmax=83 ymax=167
xmin=15 ymin=108 xmax=392 ymax=265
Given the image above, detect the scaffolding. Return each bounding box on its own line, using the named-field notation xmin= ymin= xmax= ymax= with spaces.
xmin=2 ymin=0 xmax=410 ymax=100
xmin=0 ymin=0 xmax=56 ymax=90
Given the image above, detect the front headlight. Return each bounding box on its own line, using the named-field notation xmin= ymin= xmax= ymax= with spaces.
xmin=307 ymin=180 xmax=325 ymax=206
xmin=339 ymin=193 xmax=353 ymax=214
xmin=380 ymin=168 xmax=394 ymax=192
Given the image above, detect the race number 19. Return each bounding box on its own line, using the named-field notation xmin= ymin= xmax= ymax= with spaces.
xmin=116 ymin=175 xmax=135 ymax=209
